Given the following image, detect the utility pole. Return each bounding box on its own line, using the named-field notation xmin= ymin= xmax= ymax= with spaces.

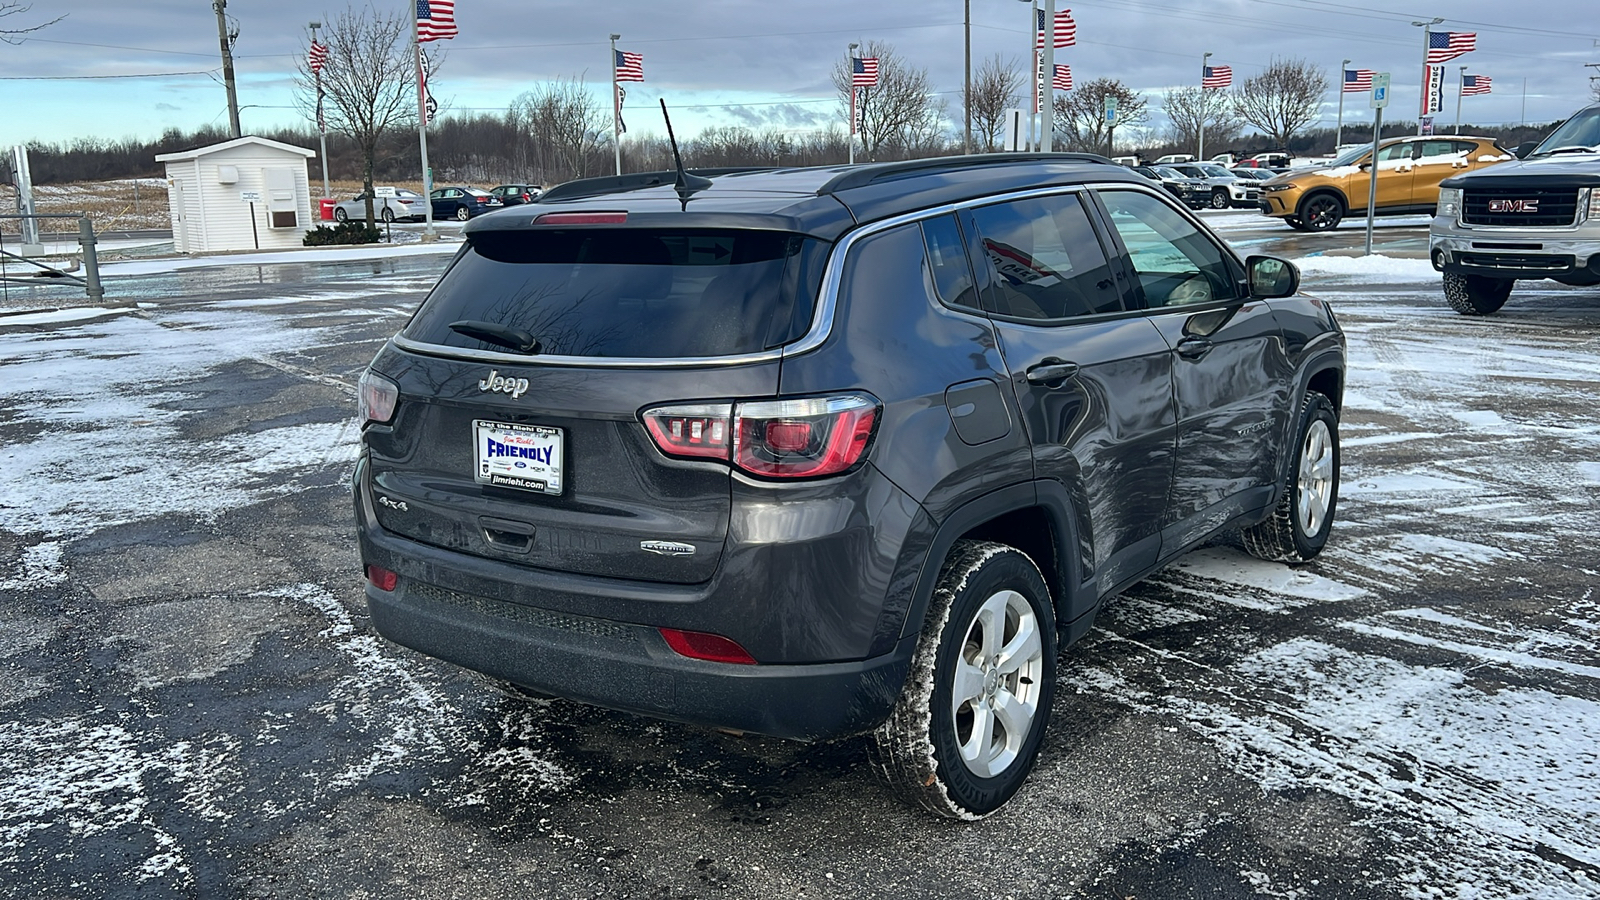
xmin=213 ymin=0 xmax=241 ymax=138
xmin=963 ymin=0 xmax=971 ymax=155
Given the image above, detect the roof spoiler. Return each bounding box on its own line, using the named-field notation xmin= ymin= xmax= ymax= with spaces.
xmin=535 ymin=167 xmax=778 ymax=204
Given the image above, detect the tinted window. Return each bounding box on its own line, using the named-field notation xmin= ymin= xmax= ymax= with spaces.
xmin=1376 ymin=142 xmax=1413 ymax=162
xmin=1099 ymin=190 xmax=1238 ymax=308
xmin=404 ymin=229 xmax=828 ymax=358
xmin=921 ymin=215 xmax=979 ymax=310
xmin=969 ymin=194 xmax=1124 ymax=321
xmin=1418 ymin=140 xmax=1471 ymax=158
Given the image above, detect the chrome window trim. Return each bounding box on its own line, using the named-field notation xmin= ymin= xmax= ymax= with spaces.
xmin=392 ymin=181 xmax=1163 ymax=369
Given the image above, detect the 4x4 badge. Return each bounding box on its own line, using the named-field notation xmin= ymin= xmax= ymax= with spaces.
xmin=479 ymin=369 xmax=530 ymax=399
xmin=640 ymin=540 xmax=696 ymax=557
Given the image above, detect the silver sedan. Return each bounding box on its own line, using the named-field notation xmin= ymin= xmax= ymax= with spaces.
xmin=331 ymin=189 xmax=426 ymax=223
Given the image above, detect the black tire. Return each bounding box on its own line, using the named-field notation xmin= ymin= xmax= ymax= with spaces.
xmin=871 ymin=540 xmax=1057 ymax=819
xmin=1296 ymin=193 xmax=1344 ymax=231
xmin=455 ymin=205 xmax=471 ymax=222
xmin=381 ymin=207 xmax=395 ymax=223
xmin=1210 ymin=189 xmax=1229 ymax=210
xmin=1284 ymin=216 xmax=1311 ymax=231
xmin=1442 ymin=271 xmax=1512 ymax=315
xmin=1242 ymin=391 xmax=1339 ymax=563
xmin=333 ymin=207 xmax=348 ymax=222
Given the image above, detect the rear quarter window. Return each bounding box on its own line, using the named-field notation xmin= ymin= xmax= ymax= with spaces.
xmin=404 ymin=228 xmax=829 ymax=359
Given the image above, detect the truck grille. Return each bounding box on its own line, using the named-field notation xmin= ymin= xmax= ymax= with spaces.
xmin=1462 ymin=187 xmax=1581 ymax=227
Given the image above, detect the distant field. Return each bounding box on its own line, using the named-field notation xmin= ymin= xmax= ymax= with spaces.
xmin=3 ymin=179 xmax=431 ymax=236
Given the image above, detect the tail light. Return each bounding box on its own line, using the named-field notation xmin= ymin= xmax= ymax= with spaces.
xmin=358 ymin=370 xmax=399 ymax=425
xmin=641 ymin=393 xmax=879 ymax=479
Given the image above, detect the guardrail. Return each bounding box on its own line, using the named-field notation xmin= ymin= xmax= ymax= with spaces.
xmin=0 ymin=214 xmax=104 ymax=304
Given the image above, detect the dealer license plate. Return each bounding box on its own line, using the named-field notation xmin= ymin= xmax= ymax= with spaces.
xmin=473 ymin=420 xmax=563 ymax=495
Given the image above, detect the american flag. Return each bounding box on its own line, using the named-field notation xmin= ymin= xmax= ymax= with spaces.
xmin=1462 ymin=74 xmax=1492 ymax=96
xmin=1342 ymin=68 xmax=1373 ymax=92
xmin=415 ymin=0 xmax=457 ymax=42
xmin=1202 ymin=65 xmax=1232 ymax=89
xmin=852 ymin=56 xmax=879 ymax=87
xmin=1035 ymin=8 xmax=1076 ymax=48
xmin=308 ymin=41 xmax=328 ymax=73
xmin=1053 ymin=64 xmax=1072 ymax=91
xmin=1426 ymin=31 xmax=1476 ymax=64
xmin=614 ymin=49 xmax=644 ymax=82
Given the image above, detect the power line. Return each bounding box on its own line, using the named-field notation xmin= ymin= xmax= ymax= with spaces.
xmin=0 ymin=69 xmax=219 ymax=80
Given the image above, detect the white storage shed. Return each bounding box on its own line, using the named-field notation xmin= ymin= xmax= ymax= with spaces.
xmin=156 ymin=137 xmax=317 ymax=253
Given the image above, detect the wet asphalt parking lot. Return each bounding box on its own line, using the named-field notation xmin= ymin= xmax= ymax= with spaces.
xmin=1 ymin=211 xmax=1597 ymax=899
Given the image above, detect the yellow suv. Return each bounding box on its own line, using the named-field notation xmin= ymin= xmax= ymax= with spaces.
xmin=1259 ymin=135 xmax=1510 ymax=231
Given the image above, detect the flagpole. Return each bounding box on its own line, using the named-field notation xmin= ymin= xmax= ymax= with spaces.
xmin=848 ymin=42 xmax=859 ymax=164
xmin=1336 ymin=58 xmax=1350 ymax=150
xmin=413 ymin=10 xmax=436 ymax=241
xmin=1199 ymin=51 xmax=1211 ymax=162
xmin=310 ymin=22 xmax=330 ymax=201
xmin=1029 ymin=1 xmax=1039 ymax=151
xmin=1455 ymin=66 xmax=1466 ymax=134
xmin=610 ymin=34 xmax=622 ymax=176
xmin=1414 ymin=17 xmax=1443 ymax=135
xmin=1042 ymin=0 xmax=1056 ymax=151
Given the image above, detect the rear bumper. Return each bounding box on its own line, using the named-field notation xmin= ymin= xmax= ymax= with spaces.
xmin=1430 ymin=219 xmax=1600 ymax=279
xmin=365 ymin=577 xmax=912 ymax=741
xmin=352 ymin=453 xmax=922 ymax=740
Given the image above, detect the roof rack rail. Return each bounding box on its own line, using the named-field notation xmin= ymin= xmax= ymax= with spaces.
xmin=536 ymin=167 xmax=778 ymax=204
xmin=816 ymin=152 xmax=1115 ymax=195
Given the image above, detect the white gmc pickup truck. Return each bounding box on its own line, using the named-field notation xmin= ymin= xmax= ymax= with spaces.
xmin=1430 ymin=101 xmax=1600 ymax=315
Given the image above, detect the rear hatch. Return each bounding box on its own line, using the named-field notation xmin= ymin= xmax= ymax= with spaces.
xmin=365 ymin=222 xmax=827 ymax=585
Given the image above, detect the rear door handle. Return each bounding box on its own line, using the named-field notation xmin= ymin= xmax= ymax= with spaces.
xmin=1025 ymin=359 xmax=1081 ymax=386
xmin=1175 ymin=336 xmax=1214 ymax=360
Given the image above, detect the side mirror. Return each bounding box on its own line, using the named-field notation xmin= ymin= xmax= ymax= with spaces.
xmin=1514 ymin=140 xmax=1539 ymax=159
xmin=1247 ymin=255 xmax=1299 ymax=299
xmin=1358 ymin=161 xmax=1372 ymax=171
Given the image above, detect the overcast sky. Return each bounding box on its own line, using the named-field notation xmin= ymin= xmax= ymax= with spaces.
xmin=2 ymin=0 xmax=1596 ymax=151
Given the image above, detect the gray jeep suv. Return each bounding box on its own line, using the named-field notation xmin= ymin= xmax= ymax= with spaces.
xmin=353 ymin=154 xmax=1346 ymax=818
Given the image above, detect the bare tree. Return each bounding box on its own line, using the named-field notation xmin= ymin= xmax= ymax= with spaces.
xmin=968 ymin=55 xmax=1026 ymax=152
xmin=830 ymin=40 xmax=945 ymax=161
xmin=1235 ymin=58 xmax=1330 ymax=150
xmin=1055 ymin=78 xmax=1148 ymax=154
xmin=509 ymin=78 xmax=608 ymax=185
xmin=0 ymin=0 xmax=63 ymax=44
xmin=1163 ymin=85 xmax=1242 ymax=154
xmin=294 ymin=4 xmax=418 ymax=225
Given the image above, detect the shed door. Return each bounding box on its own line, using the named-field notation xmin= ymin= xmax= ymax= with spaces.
xmin=264 ymin=167 xmax=299 ymax=228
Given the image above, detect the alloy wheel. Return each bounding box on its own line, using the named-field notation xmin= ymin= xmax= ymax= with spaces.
xmin=1297 ymin=419 xmax=1335 ymax=536
xmin=949 ymin=589 xmax=1045 ymax=778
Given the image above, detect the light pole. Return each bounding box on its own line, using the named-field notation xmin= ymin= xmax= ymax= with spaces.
xmin=963 ymin=0 xmax=971 ymax=154
xmin=1336 ymin=58 xmax=1350 ymax=150
xmin=309 ymin=20 xmax=329 ymax=201
xmin=848 ymin=42 xmax=860 ymax=164
xmin=1199 ymin=51 xmax=1212 ymax=161
xmin=1019 ymin=0 xmax=1037 ymax=150
xmin=1413 ymin=17 xmax=1444 ymax=135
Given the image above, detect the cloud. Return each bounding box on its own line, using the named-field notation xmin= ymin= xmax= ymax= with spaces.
xmin=154 ymin=103 xmax=181 ymax=112
xmin=718 ymin=102 xmax=831 ymax=130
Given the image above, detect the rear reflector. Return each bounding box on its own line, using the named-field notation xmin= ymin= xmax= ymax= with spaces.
xmin=533 ymin=211 xmax=628 ymax=225
xmin=659 ymin=628 xmax=757 ymax=665
xmin=365 ymin=565 xmax=398 ymax=592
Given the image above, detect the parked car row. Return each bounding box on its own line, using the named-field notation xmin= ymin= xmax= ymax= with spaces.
xmin=331 ymin=184 xmax=544 ymax=223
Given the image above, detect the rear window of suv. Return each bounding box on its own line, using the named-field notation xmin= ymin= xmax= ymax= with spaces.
xmin=403 ymin=228 xmax=829 ymax=359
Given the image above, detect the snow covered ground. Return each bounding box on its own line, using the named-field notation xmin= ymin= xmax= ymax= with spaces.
xmin=0 ymin=251 xmax=1596 ymax=898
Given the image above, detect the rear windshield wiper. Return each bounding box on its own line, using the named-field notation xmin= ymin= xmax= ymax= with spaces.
xmin=448 ymin=320 xmax=542 ymax=355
